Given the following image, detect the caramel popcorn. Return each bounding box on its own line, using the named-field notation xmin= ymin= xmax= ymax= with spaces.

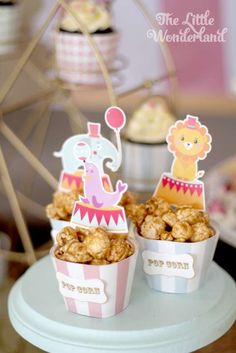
xmin=126 ymin=203 xmax=147 ymax=228
xmin=107 ymin=238 xmax=134 ymax=262
xmin=146 ymin=197 xmax=171 ymax=216
xmin=119 ymin=191 xmax=137 ymax=209
xmin=47 ymin=190 xmax=136 ymax=222
xmin=131 ymin=196 xmax=215 ymax=243
xmin=54 ymin=226 xmax=134 ymax=265
xmin=190 ymin=223 xmax=215 ymax=242
xmin=176 ymin=207 xmax=209 ymax=225
xmin=56 ymin=240 xmax=92 ymax=263
xmin=75 ymin=227 xmax=90 ymax=242
xmin=140 ymin=215 xmax=166 ymax=240
xmin=84 ymin=228 xmax=111 ymax=259
xmin=46 ymin=190 xmax=80 ymax=221
xmin=160 ymin=231 xmax=174 ymax=241
xmin=162 ymin=211 xmax=177 ymax=227
xmin=56 ymin=226 xmax=78 ymax=246
xmin=172 ymin=221 xmax=193 ymax=241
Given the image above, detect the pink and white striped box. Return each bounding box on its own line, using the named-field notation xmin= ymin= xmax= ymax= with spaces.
xmin=49 ymin=219 xmax=75 ymax=244
xmin=136 ymin=223 xmax=219 ymax=294
xmin=54 ymin=30 xmax=119 ymax=85
xmin=50 ymin=240 xmax=138 ymax=318
xmin=49 ymin=218 xmax=74 ymax=232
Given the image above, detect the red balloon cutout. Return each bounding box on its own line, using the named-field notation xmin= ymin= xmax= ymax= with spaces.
xmin=105 ymin=106 xmax=126 ymax=130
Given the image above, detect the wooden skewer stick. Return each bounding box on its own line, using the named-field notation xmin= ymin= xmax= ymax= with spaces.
xmin=0 ymin=185 xmax=46 ymax=220
xmin=0 ymin=146 xmax=36 ymax=265
xmin=0 ymin=249 xmax=34 ymax=264
xmin=24 ymin=61 xmax=52 ymax=90
xmin=0 ymin=248 xmax=50 ymax=264
xmin=5 ymin=100 xmax=49 ymax=164
xmin=16 ymin=191 xmax=46 ymax=220
xmin=0 ymin=121 xmax=58 ymax=190
xmin=1 ymin=88 xmax=56 ymax=115
xmin=23 ymin=99 xmax=53 ymax=194
xmin=64 ymin=96 xmax=88 ymax=134
xmin=118 ymin=72 xmax=176 ymax=99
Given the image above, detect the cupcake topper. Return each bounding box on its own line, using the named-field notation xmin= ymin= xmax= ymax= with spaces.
xmin=54 ymin=106 xmax=128 ymax=232
xmin=54 ymin=106 xmax=126 ymax=193
xmin=154 ymin=115 xmax=212 ymax=210
xmin=167 ymin=115 xmax=212 ymax=181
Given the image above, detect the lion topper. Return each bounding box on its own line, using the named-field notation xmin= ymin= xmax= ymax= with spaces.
xmin=167 ymin=115 xmax=212 ymax=181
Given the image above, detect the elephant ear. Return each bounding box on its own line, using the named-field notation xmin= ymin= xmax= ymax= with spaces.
xmin=55 ymin=134 xmax=90 ymax=176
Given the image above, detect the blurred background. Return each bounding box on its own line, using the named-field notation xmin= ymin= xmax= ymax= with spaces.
xmin=0 ymin=0 xmax=235 ymax=352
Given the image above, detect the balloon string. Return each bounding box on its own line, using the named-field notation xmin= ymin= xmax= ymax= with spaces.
xmin=115 ymin=129 xmax=122 ymax=171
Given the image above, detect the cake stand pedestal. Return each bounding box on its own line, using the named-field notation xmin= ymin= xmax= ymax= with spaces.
xmin=8 ymin=256 xmax=236 ymax=353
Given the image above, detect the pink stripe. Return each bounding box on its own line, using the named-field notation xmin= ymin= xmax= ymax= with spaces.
xmin=162 ymin=0 xmax=226 ymax=93
xmin=83 ymin=265 xmax=102 ymax=318
xmin=115 ymin=258 xmax=130 ymax=315
xmin=54 ymin=258 xmax=77 ymax=313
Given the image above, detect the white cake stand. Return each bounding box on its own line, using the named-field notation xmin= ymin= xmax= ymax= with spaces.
xmin=8 ymin=256 xmax=236 ymax=353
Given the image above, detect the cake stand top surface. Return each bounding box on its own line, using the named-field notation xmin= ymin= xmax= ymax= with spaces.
xmin=8 ymin=256 xmax=236 ymax=353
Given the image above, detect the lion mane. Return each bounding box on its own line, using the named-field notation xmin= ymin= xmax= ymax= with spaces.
xmin=167 ymin=120 xmax=212 ymax=162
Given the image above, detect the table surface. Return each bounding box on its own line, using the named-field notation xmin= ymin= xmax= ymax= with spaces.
xmin=8 ymin=256 xmax=236 ymax=353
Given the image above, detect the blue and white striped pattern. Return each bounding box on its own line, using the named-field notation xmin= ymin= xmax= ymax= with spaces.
xmin=136 ymin=228 xmax=219 ymax=294
xmin=122 ymin=139 xmax=171 ymax=191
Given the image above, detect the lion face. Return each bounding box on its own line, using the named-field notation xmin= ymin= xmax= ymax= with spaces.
xmin=172 ymin=128 xmax=208 ymax=156
xmin=167 ymin=119 xmax=212 ymax=160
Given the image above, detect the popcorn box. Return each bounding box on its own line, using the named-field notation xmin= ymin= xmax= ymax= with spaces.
xmin=49 ymin=219 xmax=74 ymax=243
xmin=121 ymin=138 xmax=171 ymax=191
xmin=0 ymin=4 xmax=22 ymax=55
xmin=50 ymin=240 xmax=138 ymax=318
xmin=49 ymin=218 xmax=74 ymax=232
xmin=136 ymin=224 xmax=219 ymax=293
xmin=50 ymin=229 xmax=58 ymax=244
xmin=54 ymin=31 xmax=119 ymax=85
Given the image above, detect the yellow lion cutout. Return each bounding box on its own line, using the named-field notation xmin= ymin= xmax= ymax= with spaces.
xmin=167 ymin=115 xmax=212 ymax=181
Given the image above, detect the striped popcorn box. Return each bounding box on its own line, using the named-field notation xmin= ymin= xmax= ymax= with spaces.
xmin=50 ymin=230 xmax=58 ymax=244
xmin=121 ymin=138 xmax=171 ymax=192
xmin=136 ymin=223 xmax=219 ymax=294
xmin=50 ymin=240 xmax=138 ymax=318
xmin=54 ymin=30 xmax=119 ymax=85
xmin=49 ymin=219 xmax=76 ymax=244
xmin=0 ymin=3 xmax=22 ymax=55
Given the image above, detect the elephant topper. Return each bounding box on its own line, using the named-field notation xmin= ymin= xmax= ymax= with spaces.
xmin=54 ymin=106 xmax=126 ymax=176
xmin=166 ymin=115 xmax=212 ymax=181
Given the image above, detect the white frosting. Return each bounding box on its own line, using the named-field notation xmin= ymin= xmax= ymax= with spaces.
xmin=60 ymin=0 xmax=111 ymax=33
xmin=126 ymin=98 xmax=175 ymax=143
